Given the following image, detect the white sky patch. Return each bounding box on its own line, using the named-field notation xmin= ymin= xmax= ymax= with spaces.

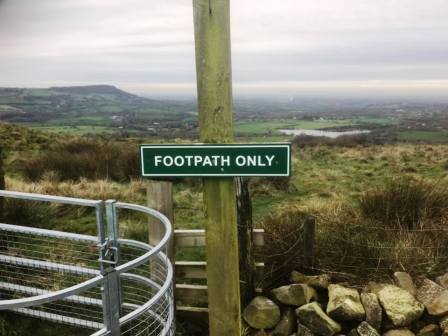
xmin=0 ymin=0 xmax=447 ymax=98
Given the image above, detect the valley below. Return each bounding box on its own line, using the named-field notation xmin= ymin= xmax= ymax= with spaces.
xmin=1 ymin=86 xmax=448 ymax=335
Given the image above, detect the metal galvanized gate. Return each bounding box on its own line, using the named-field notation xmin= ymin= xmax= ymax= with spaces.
xmin=0 ymin=190 xmax=175 ymax=336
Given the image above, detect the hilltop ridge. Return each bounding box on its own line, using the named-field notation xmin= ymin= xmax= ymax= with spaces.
xmin=48 ymin=84 xmax=138 ymax=98
xmin=0 ymin=85 xmax=193 ymax=124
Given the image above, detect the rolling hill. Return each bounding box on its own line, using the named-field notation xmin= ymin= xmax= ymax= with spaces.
xmin=0 ymin=85 xmax=194 ymax=124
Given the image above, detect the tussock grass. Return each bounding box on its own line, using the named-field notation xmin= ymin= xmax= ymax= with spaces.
xmin=3 ymin=177 xmax=149 ymax=235
xmin=261 ymin=177 xmax=448 ymax=285
xmin=251 ymin=176 xmax=297 ymax=194
xmin=359 ymin=176 xmax=448 ymax=229
xmin=6 ymin=176 xmax=147 ymax=203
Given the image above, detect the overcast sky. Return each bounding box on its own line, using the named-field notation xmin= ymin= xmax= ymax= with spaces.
xmin=0 ymin=0 xmax=447 ymax=99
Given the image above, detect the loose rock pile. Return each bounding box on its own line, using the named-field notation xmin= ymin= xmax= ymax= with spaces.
xmin=243 ymin=271 xmax=448 ymax=336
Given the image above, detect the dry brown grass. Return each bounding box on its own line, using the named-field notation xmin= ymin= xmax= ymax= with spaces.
xmin=260 ymin=177 xmax=448 ymax=285
xmin=359 ymin=176 xmax=448 ymax=229
xmin=19 ymin=138 xmax=139 ymax=182
xmin=6 ymin=176 xmax=147 ymax=203
xmin=259 ymin=206 xmax=308 ymax=289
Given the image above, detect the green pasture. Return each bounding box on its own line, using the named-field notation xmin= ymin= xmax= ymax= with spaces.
xmin=234 ymin=116 xmax=398 ymax=135
xmin=398 ymin=130 xmax=448 ymax=142
xmin=30 ymin=125 xmax=118 ymax=135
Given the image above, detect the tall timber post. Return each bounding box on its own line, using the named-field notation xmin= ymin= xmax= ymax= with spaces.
xmin=192 ymin=0 xmax=242 ymax=334
xmin=0 ymin=148 xmax=4 ymax=216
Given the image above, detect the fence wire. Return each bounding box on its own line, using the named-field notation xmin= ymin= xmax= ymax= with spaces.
xmin=312 ymin=223 xmax=448 ymax=281
xmin=259 ymin=215 xmax=448 ymax=288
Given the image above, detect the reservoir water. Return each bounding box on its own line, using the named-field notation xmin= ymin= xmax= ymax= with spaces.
xmin=278 ymin=129 xmax=370 ymax=139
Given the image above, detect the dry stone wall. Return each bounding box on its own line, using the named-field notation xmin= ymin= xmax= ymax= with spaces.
xmin=243 ymin=271 xmax=448 ymax=336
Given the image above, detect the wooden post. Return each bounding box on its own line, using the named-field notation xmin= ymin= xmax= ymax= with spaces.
xmin=0 ymin=148 xmax=5 ymax=219
xmin=147 ymin=180 xmax=174 ymax=260
xmin=236 ymin=177 xmax=255 ymax=308
xmin=304 ymin=216 xmax=316 ymax=271
xmin=193 ymin=0 xmax=242 ymax=334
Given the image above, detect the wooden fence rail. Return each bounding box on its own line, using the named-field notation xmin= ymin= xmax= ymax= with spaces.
xmin=174 ymin=229 xmax=265 ymax=315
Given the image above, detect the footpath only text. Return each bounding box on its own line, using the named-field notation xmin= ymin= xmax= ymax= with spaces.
xmin=140 ymin=144 xmax=291 ymax=177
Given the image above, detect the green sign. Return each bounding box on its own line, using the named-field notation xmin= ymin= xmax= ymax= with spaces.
xmin=140 ymin=144 xmax=290 ymax=177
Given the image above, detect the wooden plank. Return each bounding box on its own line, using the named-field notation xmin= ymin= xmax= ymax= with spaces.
xmin=175 ymin=284 xmax=208 ymax=306
xmin=174 ymin=229 xmax=264 ymax=247
xmin=255 ymin=262 xmax=265 ymax=285
xmin=174 ymin=229 xmax=206 ymax=247
xmin=253 ymin=228 xmax=265 ymax=247
xmin=175 ymin=283 xmax=263 ymax=305
xmin=177 ymin=283 xmax=265 ymax=305
xmin=175 ymin=261 xmax=265 ymax=281
xmin=176 ymin=306 xmax=209 ymax=324
xmin=176 ymin=306 xmax=209 ymax=314
xmin=175 ymin=261 xmax=207 ymax=279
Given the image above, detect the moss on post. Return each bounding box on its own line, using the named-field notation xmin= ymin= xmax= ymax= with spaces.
xmin=0 ymin=148 xmax=4 ymax=219
xmin=193 ymin=0 xmax=242 ymax=334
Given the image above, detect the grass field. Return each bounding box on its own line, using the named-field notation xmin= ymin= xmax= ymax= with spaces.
xmin=7 ymin=143 xmax=448 ymax=229
xmin=234 ymin=116 xmax=398 ymax=136
xmin=6 ymin=142 xmax=448 ymax=266
xmin=398 ymin=130 xmax=448 ymax=142
xmin=29 ymin=125 xmax=118 ymax=135
xmin=3 ymin=123 xmax=448 ymax=334
xmin=353 ymin=116 xmax=399 ymax=125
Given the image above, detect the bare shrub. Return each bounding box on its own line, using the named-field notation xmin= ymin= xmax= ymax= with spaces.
xmin=0 ymin=198 xmax=55 ymax=228
xmin=258 ymin=206 xmax=307 ymax=289
xmin=20 ymin=139 xmax=139 ymax=182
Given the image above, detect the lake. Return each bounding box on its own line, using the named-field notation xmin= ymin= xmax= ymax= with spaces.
xmin=278 ymin=129 xmax=371 ymax=139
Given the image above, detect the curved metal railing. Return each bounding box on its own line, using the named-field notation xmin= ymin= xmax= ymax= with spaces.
xmin=0 ymin=190 xmax=175 ymax=336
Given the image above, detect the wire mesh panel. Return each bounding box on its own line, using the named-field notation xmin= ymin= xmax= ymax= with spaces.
xmin=119 ymin=251 xmax=174 ymax=336
xmin=0 ymin=223 xmax=104 ymax=329
xmin=0 ymin=190 xmax=175 ymax=336
xmin=115 ymin=202 xmax=175 ymax=336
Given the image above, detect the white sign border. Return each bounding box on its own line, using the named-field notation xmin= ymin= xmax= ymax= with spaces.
xmin=140 ymin=143 xmax=291 ymax=177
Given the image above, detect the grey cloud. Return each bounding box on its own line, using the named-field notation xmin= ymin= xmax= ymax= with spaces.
xmin=0 ymin=0 xmax=447 ymax=98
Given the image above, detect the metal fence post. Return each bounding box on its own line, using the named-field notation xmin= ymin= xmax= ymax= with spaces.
xmin=304 ymin=216 xmax=316 ymax=271
xmin=235 ymin=177 xmax=255 ymax=308
xmin=100 ymin=200 xmax=122 ymax=336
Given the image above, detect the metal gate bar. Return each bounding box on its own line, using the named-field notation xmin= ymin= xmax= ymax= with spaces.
xmin=0 ymin=190 xmax=175 ymax=336
xmin=13 ymin=308 xmax=105 ymax=330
